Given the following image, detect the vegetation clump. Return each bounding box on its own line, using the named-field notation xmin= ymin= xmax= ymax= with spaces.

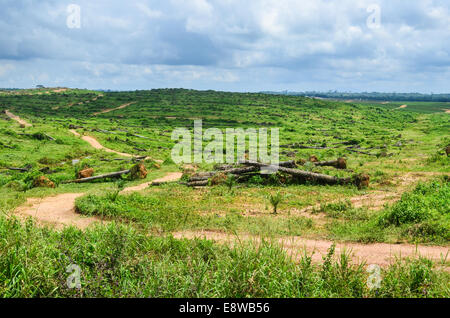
xmin=269 ymin=192 xmax=283 ymax=214
xmin=32 ymin=176 xmax=55 ymax=188
xmin=129 ymin=163 xmax=147 ymax=180
xmin=379 ymin=180 xmax=449 ymax=234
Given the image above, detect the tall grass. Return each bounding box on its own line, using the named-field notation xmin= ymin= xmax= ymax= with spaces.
xmin=0 ymin=215 xmax=448 ymax=298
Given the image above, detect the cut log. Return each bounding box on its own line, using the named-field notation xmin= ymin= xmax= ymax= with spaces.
xmin=65 ymin=170 xmax=130 ymax=183
xmin=43 ymin=133 xmax=55 ymax=141
xmin=215 ymin=164 xmax=237 ymax=171
xmin=278 ymin=167 xmax=351 ymax=185
xmin=188 ymin=166 xmax=259 ymax=182
xmin=188 ymin=175 xmax=210 ymax=182
xmin=5 ymin=167 xmax=30 ymax=172
xmin=221 ymin=166 xmax=259 ymax=175
xmin=314 ymin=158 xmax=347 ymax=169
xmin=240 ymin=161 xmax=352 ymax=185
xmin=187 ymin=180 xmax=209 ymax=187
xmin=281 ymin=143 xmax=339 ymax=150
xmin=92 ymin=128 xmax=116 ymax=134
xmin=129 ymin=133 xmax=150 ymax=139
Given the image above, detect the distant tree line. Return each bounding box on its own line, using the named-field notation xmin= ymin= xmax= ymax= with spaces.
xmin=261 ymin=91 xmax=450 ymax=102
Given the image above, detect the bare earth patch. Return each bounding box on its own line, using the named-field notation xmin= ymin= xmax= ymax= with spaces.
xmin=14 ymin=193 xmax=105 ymax=230
xmin=52 ymin=88 xmax=68 ymax=93
xmin=172 ymin=230 xmax=449 ymax=268
xmin=4 ymin=110 xmax=32 ymax=127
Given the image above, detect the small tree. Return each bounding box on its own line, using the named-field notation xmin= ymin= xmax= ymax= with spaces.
xmin=269 ymin=192 xmax=283 ymax=214
xmin=224 ymin=174 xmax=236 ymax=192
xmin=108 ymin=179 xmax=126 ymax=202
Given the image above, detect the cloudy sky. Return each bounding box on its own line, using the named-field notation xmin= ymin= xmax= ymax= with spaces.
xmin=1 ymin=0 xmax=449 ymax=92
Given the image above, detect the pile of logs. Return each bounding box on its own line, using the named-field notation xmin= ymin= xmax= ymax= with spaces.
xmin=184 ymin=158 xmax=370 ymax=188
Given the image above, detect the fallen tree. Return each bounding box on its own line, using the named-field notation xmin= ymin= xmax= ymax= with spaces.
xmin=239 ymin=161 xmax=351 ymax=185
xmin=64 ymin=163 xmax=148 ymax=183
xmin=5 ymin=166 xmax=30 ymax=172
xmin=64 ymin=170 xmax=131 ymax=183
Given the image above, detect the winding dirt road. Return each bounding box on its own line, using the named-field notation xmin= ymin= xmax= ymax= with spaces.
xmin=13 ymin=172 xmax=183 ymax=230
xmin=70 ymin=129 xmax=134 ymax=157
xmin=172 ymin=230 xmax=449 ymax=268
xmin=80 ymin=135 xmax=133 ymax=157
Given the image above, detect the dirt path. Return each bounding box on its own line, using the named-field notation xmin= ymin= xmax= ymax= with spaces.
xmin=121 ymin=172 xmax=182 ymax=192
xmin=69 ymin=129 xmax=80 ymax=137
xmin=69 ymin=129 xmax=163 ymax=162
xmin=444 ymin=109 xmax=450 ymax=114
xmin=13 ymin=172 xmax=183 ymax=230
xmin=69 ymin=129 xmax=132 ymax=157
xmin=393 ymin=104 xmax=407 ymax=110
xmin=172 ymin=230 xmax=449 ymax=268
xmin=81 ymin=135 xmax=134 ymax=157
xmin=92 ymin=102 xmax=136 ymax=116
xmin=4 ymin=110 xmax=32 ymax=127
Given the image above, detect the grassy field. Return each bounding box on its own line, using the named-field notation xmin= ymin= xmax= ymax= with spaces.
xmin=0 ymin=88 xmax=449 ymax=298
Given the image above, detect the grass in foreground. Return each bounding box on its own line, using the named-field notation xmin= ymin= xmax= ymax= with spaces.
xmin=0 ymin=215 xmax=448 ymax=298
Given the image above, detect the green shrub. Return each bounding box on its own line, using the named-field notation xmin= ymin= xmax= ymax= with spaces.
xmin=380 ymin=181 xmax=449 ymax=226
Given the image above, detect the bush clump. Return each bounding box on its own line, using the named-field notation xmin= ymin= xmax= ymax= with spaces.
xmin=380 ymin=181 xmax=449 ymax=226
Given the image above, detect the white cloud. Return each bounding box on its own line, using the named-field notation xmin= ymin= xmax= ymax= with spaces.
xmin=0 ymin=0 xmax=449 ymax=92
